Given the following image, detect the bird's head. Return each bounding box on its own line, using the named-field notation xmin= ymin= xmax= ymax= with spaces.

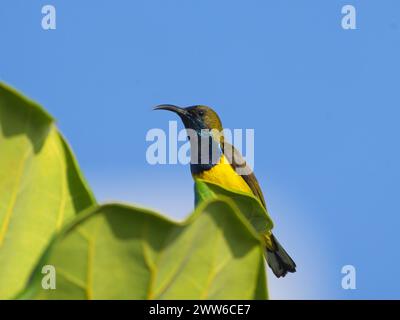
xmin=154 ymin=104 xmax=226 ymax=170
xmin=154 ymin=104 xmax=223 ymax=141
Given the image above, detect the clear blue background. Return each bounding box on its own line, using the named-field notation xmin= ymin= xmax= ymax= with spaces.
xmin=1 ymin=0 xmax=399 ymax=299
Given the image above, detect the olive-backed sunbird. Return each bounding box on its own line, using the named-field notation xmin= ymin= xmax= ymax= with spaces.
xmin=155 ymin=104 xmax=296 ymax=278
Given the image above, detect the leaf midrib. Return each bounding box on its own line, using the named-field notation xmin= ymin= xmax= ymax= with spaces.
xmin=0 ymin=148 xmax=31 ymax=247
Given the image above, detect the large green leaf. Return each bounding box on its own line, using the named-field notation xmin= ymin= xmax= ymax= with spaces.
xmin=1 ymin=82 xmax=268 ymax=300
xmin=21 ymin=199 xmax=267 ymax=299
xmin=0 ymin=82 xmax=96 ymax=299
xmin=194 ymin=179 xmax=274 ymax=234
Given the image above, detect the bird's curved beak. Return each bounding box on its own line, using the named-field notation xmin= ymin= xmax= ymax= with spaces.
xmin=153 ymin=104 xmax=188 ymax=117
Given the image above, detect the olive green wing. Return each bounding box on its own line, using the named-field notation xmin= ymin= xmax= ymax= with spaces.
xmin=222 ymin=141 xmax=266 ymax=208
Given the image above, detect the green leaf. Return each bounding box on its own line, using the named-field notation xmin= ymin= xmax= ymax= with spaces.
xmin=21 ymin=199 xmax=267 ymax=300
xmin=1 ymin=82 xmax=268 ymax=300
xmin=194 ymin=179 xmax=274 ymax=234
xmin=0 ymin=82 xmax=96 ymax=299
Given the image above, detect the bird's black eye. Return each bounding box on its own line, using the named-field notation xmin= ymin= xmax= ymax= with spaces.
xmin=198 ymin=110 xmax=204 ymax=117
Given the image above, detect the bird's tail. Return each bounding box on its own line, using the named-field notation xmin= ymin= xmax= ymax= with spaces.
xmin=265 ymin=234 xmax=296 ymax=278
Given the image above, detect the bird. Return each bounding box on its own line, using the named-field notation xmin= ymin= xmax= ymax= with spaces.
xmin=154 ymin=104 xmax=296 ymax=278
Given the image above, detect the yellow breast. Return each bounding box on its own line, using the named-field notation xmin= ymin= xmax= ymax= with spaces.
xmin=194 ymin=155 xmax=274 ymax=250
xmin=193 ymin=155 xmax=253 ymax=195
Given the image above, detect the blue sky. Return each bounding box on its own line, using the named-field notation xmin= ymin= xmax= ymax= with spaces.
xmin=1 ymin=0 xmax=400 ymax=299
